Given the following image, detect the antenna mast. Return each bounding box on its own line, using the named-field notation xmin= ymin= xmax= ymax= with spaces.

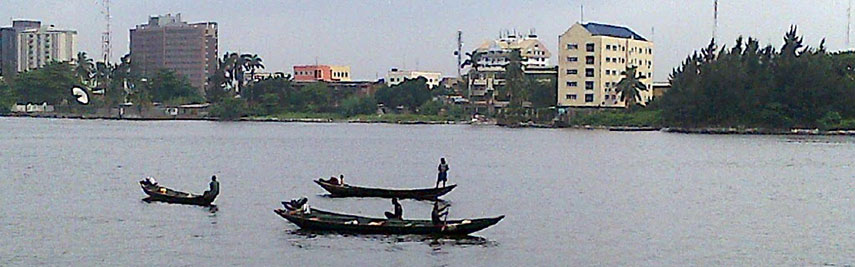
xmin=848 ymin=0 xmax=852 ymax=48
xmin=100 ymin=0 xmax=111 ymax=63
xmin=580 ymin=5 xmax=584 ymax=23
xmin=713 ymin=0 xmax=718 ymax=42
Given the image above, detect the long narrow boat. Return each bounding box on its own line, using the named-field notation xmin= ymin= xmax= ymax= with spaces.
xmin=314 ymin=179 xmax=456 ymax=200
xmin=274 ymin=207 xmax=504 ymax=236
xmin=139 ymin=180 xmax=216 ymax=206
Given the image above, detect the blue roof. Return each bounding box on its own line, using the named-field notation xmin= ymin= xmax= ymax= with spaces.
xmin=582 ymin=22 xmax=647 ymax=41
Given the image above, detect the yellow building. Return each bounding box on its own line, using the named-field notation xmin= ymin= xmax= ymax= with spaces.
xmin=558 ymin=22 xmax=653 ymax=108
xmin=329 ymin=65 xmax=352 ymax=82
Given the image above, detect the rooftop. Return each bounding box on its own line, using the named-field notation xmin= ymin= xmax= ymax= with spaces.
xmin=582 ymin=22 xmax=647 ymax=41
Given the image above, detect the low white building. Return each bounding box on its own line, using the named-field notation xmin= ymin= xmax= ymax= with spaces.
xmin=385 ymin=68 xmax=442 ymax=88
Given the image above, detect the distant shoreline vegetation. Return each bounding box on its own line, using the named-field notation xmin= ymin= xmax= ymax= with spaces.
xmin=653 ymin=26 xmax=855 ymax=130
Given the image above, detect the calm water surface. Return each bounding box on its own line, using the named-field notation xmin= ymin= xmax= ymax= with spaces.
xmin=2 ymin=117 xmax=855 ymax=266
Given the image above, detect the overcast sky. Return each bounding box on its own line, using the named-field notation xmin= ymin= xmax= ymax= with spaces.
xmin=1 ymin=0 xmax=852 ymax=81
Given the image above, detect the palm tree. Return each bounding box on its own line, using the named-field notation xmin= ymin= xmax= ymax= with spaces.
xmin=245 ymin=54 xmax=264 ymax=83
xmin=73 ymin=51 xmax=94 ymax=85
xmin=93 ymin=62 xmax=113 ymax=89
xmin=616 ymin=66 xmax=649 ymax=108
xmin=460 ymin=51 xmax=482 ymax=113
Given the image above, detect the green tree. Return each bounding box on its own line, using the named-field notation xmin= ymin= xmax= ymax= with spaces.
xmin=658 ymin=26 xmax=851 ymax=129
xmin=295 ymin=82 xmax=331 ymax=112
xmin=374 ymin=77 xmax=431 ymax=112
xmin=12 ymin=61 xmax=78 ymax=105
xmin=501 ymin=49 xmax=528 ymax=108
xmin=73 ymin=51 xmax=94 ymax=85
xmin=209 ymin=96 xmax=247 ymax=120
xmin=0 ymin=80 xmax=15 ymax=113
xmin=615 ymin=66 xmax=649 ymax=108
xmin=146 ymin=69 xmax=203 ymax=104
xmin=338 ymin=94 xmax=376 ymax=116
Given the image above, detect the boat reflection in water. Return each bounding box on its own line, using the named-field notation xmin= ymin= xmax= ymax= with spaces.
xmin=286 ymin=228 xmax=497 ymax=248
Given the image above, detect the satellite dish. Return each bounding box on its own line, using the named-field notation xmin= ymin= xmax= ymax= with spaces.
xmin=71 ymin=86 xmax=89 ymax=105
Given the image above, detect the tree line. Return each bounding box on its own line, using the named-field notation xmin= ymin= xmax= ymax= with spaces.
xmin=656 ymin=26 xmax=855 ymax=129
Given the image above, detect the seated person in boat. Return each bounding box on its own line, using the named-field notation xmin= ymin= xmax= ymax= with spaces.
xmin=431 ymin=201 xmax=448 ymax=225
xmin=339 ymin=174 xmax=345 ymax=185
xmin=203 ymin=175 xmax=219 ymax=199
xmin=384 ymin=198 xmax=403 ymax=220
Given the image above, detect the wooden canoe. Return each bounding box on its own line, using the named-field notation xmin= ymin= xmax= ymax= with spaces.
xmin=315 ymin=180 xmax=456 ymax=200
xmin=140 ymin=181 xmax=216 ymax=206
xmin=274 ymin=207 xmax=503 ymax=236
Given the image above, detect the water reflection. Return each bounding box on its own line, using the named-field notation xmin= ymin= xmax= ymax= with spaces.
xmin=141 ymin=197 xmax=219 ymax=213
xmin=286 ymin=229 xmax=496 ymax=248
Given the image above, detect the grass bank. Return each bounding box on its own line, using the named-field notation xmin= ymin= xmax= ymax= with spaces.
xmin=569 ymin=110 xmax=663 ymax=127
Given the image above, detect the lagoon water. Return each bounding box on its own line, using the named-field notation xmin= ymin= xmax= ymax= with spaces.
xmin=3 ymin=117 xmax=855 ymax=265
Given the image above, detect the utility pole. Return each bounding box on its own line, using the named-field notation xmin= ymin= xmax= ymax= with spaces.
xmin=100 ymin=0 xmax=111 ymax=63
xmin=456 ymin=30 xmax=462 ymax=78
xmin=848 ymin=0 xmax=852 ymax=48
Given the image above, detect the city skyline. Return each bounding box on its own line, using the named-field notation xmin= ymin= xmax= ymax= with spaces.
xmin=1 ymin=0 xmax=852 ymax=81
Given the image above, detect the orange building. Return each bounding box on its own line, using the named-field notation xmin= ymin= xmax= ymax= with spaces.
xmin=293 ymin=65 xmax=351 ymax=82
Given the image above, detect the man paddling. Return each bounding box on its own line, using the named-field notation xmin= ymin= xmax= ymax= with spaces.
xmin=431 ymin=201 xmax=448 ymax=225
xmin=435 ymin=158 xmax=449 ymax=188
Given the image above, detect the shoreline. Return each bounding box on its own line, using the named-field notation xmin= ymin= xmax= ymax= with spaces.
xmin=6 ymin=113 xmax=855 ymax=135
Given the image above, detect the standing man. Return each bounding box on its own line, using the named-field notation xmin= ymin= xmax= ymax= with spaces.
xmin=436 ymin=158 xmax=449 ymax=188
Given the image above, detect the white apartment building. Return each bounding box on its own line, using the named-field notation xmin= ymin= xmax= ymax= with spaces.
xmin=558 ymin=22 xmax=653 ymax=108
xmin=464 ymin=32 xmax=553 ymax=114
xmin=0 ymin=20 xmax=77 ymax=75
xmin=386 ymin=68 xmax=442 ymax=88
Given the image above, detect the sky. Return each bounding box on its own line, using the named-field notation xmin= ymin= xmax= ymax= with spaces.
xmin=1 ymin=0 xmax=852 ymax=82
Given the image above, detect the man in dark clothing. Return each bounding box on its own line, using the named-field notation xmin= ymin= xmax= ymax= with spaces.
xmin=204 ymin=175 xmax=219 ymax=199
xmin=435 ymin=158 xmax=449 ymax=188
xmin=384 ymin=198 xmax=403 ymax=220
xmin=431 ymin=201 xmax=448 ymax=225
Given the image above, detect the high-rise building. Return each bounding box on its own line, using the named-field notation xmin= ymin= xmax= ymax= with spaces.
xmin=0 ymin=20 xmax=77 ymax=76
xmin=558 ymin=22 xmax=653 ymax=108
xmin=130 ymin=14 xmax=217 ymax=93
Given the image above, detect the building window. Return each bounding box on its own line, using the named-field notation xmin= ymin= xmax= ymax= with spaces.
xmin=586 ymin=43 xmax=595 ymax=52
xmin=585 ymin=94 xmax=594 ymax=102
xmin=566 ymin=94 xmax=577 ymax=100
xmin=566 ymin=81 xmax=577 ymax=87
xmin=567 ymin=57 xmax=578 ymax=62
xmin=605 ymin=44 xmax=612 ymax=50
xmin=585 ymin=56 xmax=594 ymax=64
xmin=585 ymin=81 xmax=594 ymax=90
xmin=567 ymin=43 xmax=578 ymax=50
xmin=585 ymin=68 xmax=594 ymax=77
xmin=566 ymin=69 xmax=578 ymax=75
